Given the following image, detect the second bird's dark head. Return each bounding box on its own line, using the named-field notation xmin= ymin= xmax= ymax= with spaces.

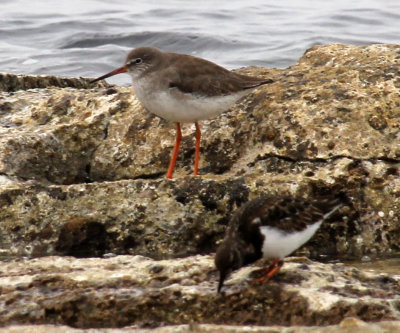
xmin=215 ymin=238 xmax=244 ymax=293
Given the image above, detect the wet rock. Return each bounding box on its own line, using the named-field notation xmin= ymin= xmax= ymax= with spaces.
xmin=0 ymin=44 xmax=400 ymax=329
xmin=0 ymin=255 xmax=400 ymax=329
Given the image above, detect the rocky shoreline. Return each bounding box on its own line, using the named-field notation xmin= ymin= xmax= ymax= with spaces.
xmin=0 ymin=44 xmax=399 ymax=331
xmin=1 ymin=255 xmax=400 ymax=330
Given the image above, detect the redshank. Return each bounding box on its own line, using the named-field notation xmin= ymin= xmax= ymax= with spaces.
xmin=91 ymin=47 xmax=273 ymax=178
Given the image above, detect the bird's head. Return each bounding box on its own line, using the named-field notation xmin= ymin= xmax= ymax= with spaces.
xmin=90 ymin=47 xmax=163 ymax=83
xmin=215 ymin=238 xmax=243 ymax=293
xmin=124 ymin=47 xmax=163 ymax=79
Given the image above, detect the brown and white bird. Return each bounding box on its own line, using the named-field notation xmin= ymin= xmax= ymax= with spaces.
xmin=91 ymin=47 xmax=273 ymax=178
xmin=215 ymin=194 xmax=346 ymax=293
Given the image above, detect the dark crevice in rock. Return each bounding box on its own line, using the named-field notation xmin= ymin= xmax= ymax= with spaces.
xmin=4 ymin=150 xmax=397 ymax=186
xmin=250 ymin=153 xmax=400 ymax=166
xmin=0 ymin=188 xmax=26 ymax=208
xmin=55 ymin=218 xmax=110 ymax=258
xmin=132 ymin=171 xmax=166 ymax=180
xmin=84 ymin=164 xmax=93 ymax=183
xmin=102 ymin=122 xmax=109 ymax=140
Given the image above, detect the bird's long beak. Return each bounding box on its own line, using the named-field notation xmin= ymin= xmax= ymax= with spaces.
xmin=90 ymin=65 xmax=127 ymax=84
xmin=217 ymin=271 xmax=227 ymax=293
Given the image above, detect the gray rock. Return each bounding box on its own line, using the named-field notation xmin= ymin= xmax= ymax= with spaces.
xmin=0 ymin=255 xmax=400 ymax=329
xmin=0 ymin=44 xmax=399 ymax=329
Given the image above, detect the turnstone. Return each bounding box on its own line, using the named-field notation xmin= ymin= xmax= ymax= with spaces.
xmin=215 ymin=194 xmax=345 ymax=293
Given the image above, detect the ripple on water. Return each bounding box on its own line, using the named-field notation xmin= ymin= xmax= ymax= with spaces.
xmin=1 ymin=0 xmax=399 ymax=85
xmin=345 ymin=256 xmax=400 ymax=276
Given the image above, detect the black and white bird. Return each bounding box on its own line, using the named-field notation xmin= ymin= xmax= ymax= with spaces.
xmin=215 ymin=194 xmax=345 ymax=293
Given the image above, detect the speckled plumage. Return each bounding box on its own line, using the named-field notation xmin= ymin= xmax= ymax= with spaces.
xmin=215 ymin=195 xmax=345 ymax=293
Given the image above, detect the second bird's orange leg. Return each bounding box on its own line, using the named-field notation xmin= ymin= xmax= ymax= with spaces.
xmin=252 ymin=258 xmax=284 ymax=283
xmin=166 ymin=122 xmax=182 ymax=179
xmin=194 ymin=122 xmax=201 ymax=176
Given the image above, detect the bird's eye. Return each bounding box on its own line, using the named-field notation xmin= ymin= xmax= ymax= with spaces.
xmin=127 ymin=58 xmax=143 ymax=66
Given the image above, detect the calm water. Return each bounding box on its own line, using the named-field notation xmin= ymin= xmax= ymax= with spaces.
xmin=345 ymin=256 xmax=400 ymax=276
xmin=0 ymin=0 xmax=399 ymax=85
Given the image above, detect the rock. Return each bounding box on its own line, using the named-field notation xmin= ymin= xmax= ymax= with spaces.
xmin=0 ymin=44 xmax=399 ymax=329
xmin=1 ymin=255 xmax=400 ymax=329
xmin=0 ymin=44 xmax=399 ymax=260
xmin=0 ymin=73 xmax=110 ymax=92
xmin=2 ymin=320 xmax=400 ymax=333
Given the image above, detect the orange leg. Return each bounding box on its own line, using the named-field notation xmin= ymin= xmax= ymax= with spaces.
xmin=166 ymin=122 xmax=182 ymax=179
xmin=194 ymin=122 xmax=201 ymax=176
xmin=252 ymin=258 xmax=284 ymax=284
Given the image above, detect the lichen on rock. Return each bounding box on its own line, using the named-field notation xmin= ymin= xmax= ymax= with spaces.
xmin=0 ymin=44 xmax=400 ymax=330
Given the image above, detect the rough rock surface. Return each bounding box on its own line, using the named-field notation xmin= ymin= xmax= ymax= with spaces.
xmin=1 ymin=255 xmax=400 ymax=329
xmin=0 ymin=44 xmax=399 ymax=261
xmin=0 ymin=44 xmax=400 ymax=330
xmin=3 ymin=318 xmax=400 ymax=333
xmin=2 ymin=319 xmax=400 ymax=332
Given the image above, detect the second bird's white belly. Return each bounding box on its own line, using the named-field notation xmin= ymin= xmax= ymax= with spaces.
xmin=132 ymin=79 xmax=249 ymax=123
xmin=260 ymin=221 xmax=322 ymax=259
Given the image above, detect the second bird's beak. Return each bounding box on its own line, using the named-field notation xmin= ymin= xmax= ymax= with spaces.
xmin=90 ymin=65 xmax=127 ymax=84
xmin=217 ymin=271 xmax=227 ymax=293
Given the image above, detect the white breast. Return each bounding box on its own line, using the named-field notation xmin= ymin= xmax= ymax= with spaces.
xmin=131 ymin=76 xmax=250 ymax=123
xmin=260 ymin=221 xmax=322 ymax=260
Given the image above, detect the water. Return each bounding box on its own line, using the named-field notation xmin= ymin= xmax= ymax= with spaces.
xmin=0 ymin=0 xmax=399 ymax=85
xmin=345 ymin=256 xmax=400 ymax=276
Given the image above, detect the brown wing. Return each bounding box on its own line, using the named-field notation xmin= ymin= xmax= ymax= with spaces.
xmin=164 ymin=52 xmax=273 ymax=97
xmin=234 ymin=195 xmax=343 ymax=234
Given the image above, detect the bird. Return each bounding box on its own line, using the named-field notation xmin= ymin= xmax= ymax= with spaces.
xmin=215 ymin=194 xmax=345 ymax=293
xmin=90 ymin=47 xmax=273 ymax=179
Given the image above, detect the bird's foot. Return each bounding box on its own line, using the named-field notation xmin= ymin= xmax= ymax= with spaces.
xmin=251 ymin=258 xmax=284 ymax=284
